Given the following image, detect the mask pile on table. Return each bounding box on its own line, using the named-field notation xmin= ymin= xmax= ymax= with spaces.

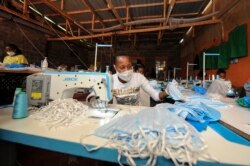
xmin=81 ymin=108 xmax=216 ymax=166
xmin=30 ymin=98 xmax=89 ymax=130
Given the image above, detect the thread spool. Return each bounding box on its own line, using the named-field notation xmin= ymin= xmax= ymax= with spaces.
xmin=13 ymin=87 xmax=22 ymax=106
xmin=12 ymin=92 xmax=28 ymax=119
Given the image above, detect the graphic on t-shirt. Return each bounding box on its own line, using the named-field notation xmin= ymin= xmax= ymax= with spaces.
xmin=112 ymin=87 xmax=140 ymax=105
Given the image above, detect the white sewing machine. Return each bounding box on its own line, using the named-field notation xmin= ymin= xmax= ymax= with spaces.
xmin=26 ymin=71 xmax=112 ymax=106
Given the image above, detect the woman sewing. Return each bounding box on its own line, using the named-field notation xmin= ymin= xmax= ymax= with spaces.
xmin=3 ymin=44 xmax=28 ymax=65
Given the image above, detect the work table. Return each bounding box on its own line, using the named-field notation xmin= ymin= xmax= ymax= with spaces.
xmin=0 ymin=104 xmax=250 ymax=165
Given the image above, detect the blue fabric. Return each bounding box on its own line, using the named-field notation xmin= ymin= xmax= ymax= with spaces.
xmin=188 ymin=120 xmax=209 ymax=132
xmin=193 ymin=85 xmax=207 ymax=95
xmin=5 ymin=64 xmax=27 ymax=68
xmin=209 ymin=123 xmax=250 ymax=146
xmin=177 ymin=102 xmax=221 ymax=122
xmin=243 ymin=97 xmax=250 ymax=105
xmin=170 ymin=102 xmax=221 ymax=132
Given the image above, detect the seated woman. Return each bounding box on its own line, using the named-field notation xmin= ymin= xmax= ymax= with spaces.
xmin=3 ymin=44 xmax=28 ymax=65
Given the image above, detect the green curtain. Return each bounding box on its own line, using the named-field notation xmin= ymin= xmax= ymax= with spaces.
xmin=199 ymin=24 xmax=247 ymax=69
xmin=228 ymin=24 xmax=247 ymax=58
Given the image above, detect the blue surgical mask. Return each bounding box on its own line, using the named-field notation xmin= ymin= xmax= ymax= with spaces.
xmin=166 ymin=82 xmax=185 ymax=101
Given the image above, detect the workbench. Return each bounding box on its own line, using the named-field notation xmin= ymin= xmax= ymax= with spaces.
xmin=0 ymin=104 xmax=250 ymax=166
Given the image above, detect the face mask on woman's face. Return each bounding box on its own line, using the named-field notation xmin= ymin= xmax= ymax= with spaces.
xmin=117 ymin=69 xmax=133 ymax=82
xmin=6 ymin=51 xmax=16 ymax=56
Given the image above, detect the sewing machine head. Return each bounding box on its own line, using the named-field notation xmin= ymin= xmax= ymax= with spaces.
xmin=26 ymin=71 xmax=112 ymax=106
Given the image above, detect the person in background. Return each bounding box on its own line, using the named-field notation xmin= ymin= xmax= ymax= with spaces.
xmin=57 ymin=64 xmax=68 ymax=71
xmin=3 ymin=44 xmax=28 ymax=64
xmin=134 ymin=63 xmax=145 ymax=75
xmin=216 ymin=69 xmax=226 ymax=80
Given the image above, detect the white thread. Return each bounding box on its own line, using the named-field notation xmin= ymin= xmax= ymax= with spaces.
xmin=30 ymin=99 xmax=88 ymax=129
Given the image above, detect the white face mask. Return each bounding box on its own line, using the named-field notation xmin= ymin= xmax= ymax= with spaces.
xmin=7 ymin=51 xmax=16 ymax=56
xmin=117 ymin=69 xmax=133 ymax=82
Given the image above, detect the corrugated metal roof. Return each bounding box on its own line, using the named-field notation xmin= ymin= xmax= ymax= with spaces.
xmin=71 ymin=13 xmax=92 ymax=22
xmin=172 ymin=1 xmax=205 ymax=15
xmin=17 ymin=0 xmax=211 ymax=47
xmin=97 ymin=11 xmax=115 ymax=20
xmin=64 ymin=0 xmax=87 ymax=11
xmin=130 ymin=5 xmax=163 ymax=18
xmin=128 ymin=0 xmax=162 ymax=5
xmin=112 ymin=0 xmax=124 ymax=7
xmin=88 ymin=0 xmax=107 ymax=9
xmin=32 ymin=4 xmax=55 ymax=15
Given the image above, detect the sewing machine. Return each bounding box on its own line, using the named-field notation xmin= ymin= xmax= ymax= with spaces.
xmin=26 ymin=71 xmax=112 ymax=106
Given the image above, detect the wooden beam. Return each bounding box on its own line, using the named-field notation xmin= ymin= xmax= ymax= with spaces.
xmin=91 ymin=14 xmax=95 ymax=30
xmin=58 ymin=15 xmax=162 ymax=25
xmin=212 ymin=0 xmax=215 ymax=20
xmin=158 ymin=0 xmax=176 ymax=46
xmin=60 ymin=0 xmax=64 ymax=10
xmin=0 ymin=5 xmax=65 ymax=36
xmin=216 ymin=0 xmax=241 ymax=18
xmin=133 ymin=34 xmax=136 ymax=47
xmin=66 ymin=19 xmax=74 ymax=36
xmin=22 ymin=0 xmax=29 ymax=15
xmin=81 ymin=0 xmax=106 ymax=28
xmin=106 ymin=0 xmax=124 ymax=27
xmin=41 ymin=0 xmax=92 ymax=35
xmin=48 ymin=19 xmax=221 ymax=41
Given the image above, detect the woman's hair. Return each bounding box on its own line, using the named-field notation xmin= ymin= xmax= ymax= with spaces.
xmin=216 ymin=69 xmax=226 ymax=75
xmin=134 ymin=63 xmax=145 ymax=72
xmin=5 ymin=44 xmax=22 ymax=54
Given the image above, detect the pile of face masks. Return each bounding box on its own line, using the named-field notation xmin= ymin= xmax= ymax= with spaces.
xmin=30 ymin=98 xmax=88 ymax=130
xmin=186 ymin=95 xmax=227 ymax=109
xmin=193 ymin=85 xmax=207 ymax=95
xmin=166 ymin=82 xmax=186 ymax=101
xmin=166 ymin=102 xmax=221 ymax=123
xmin=81 ymin=108 xmax=215 ymax=166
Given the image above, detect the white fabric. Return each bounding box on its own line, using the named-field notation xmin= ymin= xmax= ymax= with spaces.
xmin=207 ymin=80 xmax=232 ymax=97
xmin=112 ymin=73 xmax=160 ymax=106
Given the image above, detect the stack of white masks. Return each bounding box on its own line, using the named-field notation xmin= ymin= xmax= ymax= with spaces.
xmin=81 ymin=108 xmax=216 ymax=166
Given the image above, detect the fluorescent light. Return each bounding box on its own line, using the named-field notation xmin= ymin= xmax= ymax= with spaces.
xmin=202 ymin=0 xmax=212 ymax=14
xmin=44 ymin=16 xmax=56 ymax=24
xmin=186 ymin=26 xmax=193 ymax=35
xmin=57 ymin=25 xmax=66 ymax=31
xmin=179 ymin=38 xmax=184 ymax=44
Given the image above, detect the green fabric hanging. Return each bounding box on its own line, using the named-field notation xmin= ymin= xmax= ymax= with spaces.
xmin=198 ymin=24 xmax=247 ymax=69
xmin=218 ymin=42 xmax=230 ymax=69
xmin=229 ymin=24 xmax=247 ymax=58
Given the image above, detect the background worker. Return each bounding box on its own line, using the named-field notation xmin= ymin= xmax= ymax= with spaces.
xmin=3 ymin=44 xmax=28 ymax=65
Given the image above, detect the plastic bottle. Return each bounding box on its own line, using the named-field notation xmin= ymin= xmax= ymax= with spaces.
xmin=42 ymin=57 xmax=48 ymax=71
xmin=105 ymin=65 xmax=109 ymax=73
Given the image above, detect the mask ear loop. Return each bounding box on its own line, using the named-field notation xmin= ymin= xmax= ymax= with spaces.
xmin=31 ymin=99 xmax=88 ymax=130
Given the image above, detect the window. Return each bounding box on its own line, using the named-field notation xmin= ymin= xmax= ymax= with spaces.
xmin=156 ymin=60 xmax=166 ymax=80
